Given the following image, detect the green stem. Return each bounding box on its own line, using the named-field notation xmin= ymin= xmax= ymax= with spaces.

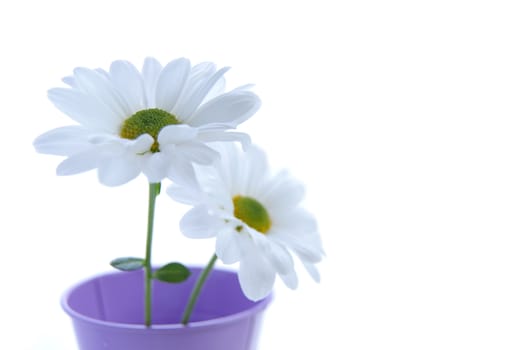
xmin=181 ymin=254 xmax=218 ymax=325
xmin=144 ymin=182 xmax=160 ymax=327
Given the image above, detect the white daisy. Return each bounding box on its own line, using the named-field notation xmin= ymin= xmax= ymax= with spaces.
xmin=167 ymin=144 xmax=324 ymax=301
xmin=33 ymin=57 xmax=261 ymax=187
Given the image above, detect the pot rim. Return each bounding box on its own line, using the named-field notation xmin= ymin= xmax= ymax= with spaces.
xmin=61 ymin=266 xmax=273 ymax=332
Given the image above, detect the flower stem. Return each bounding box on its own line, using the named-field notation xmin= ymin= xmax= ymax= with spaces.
xmin=181 ymin=254 xmax=218 ymax=325
xmin=144 ymin=182 xmax=160 ymax=327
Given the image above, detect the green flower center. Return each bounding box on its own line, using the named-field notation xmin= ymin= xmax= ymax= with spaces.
xmin=232 ymin=195 xmax=272 ymax=234
xmin=120 ymin=108 xmax=180 ymax=152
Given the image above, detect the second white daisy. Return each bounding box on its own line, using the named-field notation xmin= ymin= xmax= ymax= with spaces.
xmin=167 ymin=144 xmax=324 ymax=301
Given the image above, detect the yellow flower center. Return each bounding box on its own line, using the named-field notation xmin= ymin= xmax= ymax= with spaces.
xmin=232 ymin=195 xmax=271 ymax=234
xmin=120 ymin=108 xmax=180 ymax=152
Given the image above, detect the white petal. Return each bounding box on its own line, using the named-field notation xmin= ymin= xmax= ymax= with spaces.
xmin=232 ymin=84 xmax=255 ymax=92
xmin=302 ymin=261 xmax=321 ymax=283
xmin=189 ymin=62 xmax=216 ymax=80
xmin=212 ymin=143 xmax=244 ymax=195
xmin=126 ymin=134 xmax=154 ymax=154
xmin=173 ymin=62 xmax=215 ymax=112
xmin=33 ymin=126 xmax=92 ymax=156
xmin=157 ymin=124 xmax=198 ymax=145
xmin=95 ymin=68 xmax=109 ymax=78
xmin=274 ymin=208 xmax=318 ymax=234
xmin=197 ymin=130 xmax=251 ymax=150
xmin=266 ymin=241 xmax=295 ymax=276
xmin=73 ymin=67 xmax=129 ymax=118
xmin=155 ymin=58 xmax=190 ymax=112
xmin=109 ymin=60 xmax=144 ymax=112
xmin=238 ymin=247 xmax=276 ymax=301
xmin=174 ymin=66 xmax=230 ymax=120
xmin=187 ymin=90 xmax=260 ymax=127
xmin=62 ymin=76 xmax=77 ymax=87
xmin=279 ymin=270 xmax=299 ymax=289
xmin=176 ymin=142 xmax=219 ymax=165
xmin=215 ymin=228 xmax=241 ymax=264
xmin=260 ymin=170 xmax=305 ymax=211
xmin=287 ymin=243 xmax=323 ymax=265
xmin=48 ymin=88 xmax=120 ymax=132
xmin=92 ymin=139 xmax=127 ymax=157
xmin=142 ymin=57 xmax=162 ymax=108
xmin=142 ymin=152 xmax=169 ymax=183
xmin=56 ymin=149 xmax=99 ymax=175
xmin=202 ymin=76 xmax=226 ymax=103
xmin=271 ymin=219 xmax=324 ymax=264
xmin=167 ymin=158 xmax=199 ymax=190
xmin=243 ymin=146 xmax=269 ymax=195
xmin=186 ymin=169 xmax=233 ymax=212
xmin=246 ymin=226 xmax=273 ymax=252
xmin=180 ymin=205 xmax=220 ymax=239
xmin=97 ymin=154 xmax=142 ymax=186
xmin=166 ymin=184 xmax=205 ymax=206
xmin=216 ymin=143 xmax=254 ymax=196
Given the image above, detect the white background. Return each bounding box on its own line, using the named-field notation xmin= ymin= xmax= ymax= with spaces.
xmin=1 ymin=0 xmax=527 ymax=349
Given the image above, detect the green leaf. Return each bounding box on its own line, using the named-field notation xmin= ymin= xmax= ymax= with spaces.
xmin=110 ymin=257 xmax=145 ymax=271
xmin=153 ymin=263 xmax=191 ymax=283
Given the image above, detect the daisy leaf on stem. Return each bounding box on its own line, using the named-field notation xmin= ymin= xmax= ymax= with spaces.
xmin=153 ymin=262 xmax=191 ymax=283
xmin=110 ymin=257 xmax=145 ymax=271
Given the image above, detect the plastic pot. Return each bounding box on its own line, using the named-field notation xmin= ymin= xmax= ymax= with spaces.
xmin=61 ymin=267 xmax=272 ymax=350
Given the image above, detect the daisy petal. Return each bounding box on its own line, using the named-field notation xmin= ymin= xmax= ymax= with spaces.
xmin=158 ymin=124 xmax=198 ymax=145
xmin=261 ymin=170 xmax=305 ymax=211
xmin=215 ymin=228 xmax=241 ymax=264
xmin=189 ymin=62 xmax=216 ymax=80
xmin=232 ymin=84 xmax=255 ymax=92
xmin=244 ymin=146 xmax=269 ymax=193
xmin=197 ymin=130 xmax=251 ymax=150
xmin=174 ymin=66 xmax=230 ymax=120
xmin=177 ymin=142 xmax=219 ymax=165
xmin=73 ymin=67 xmax=129 ymax=118
xmin=155 ymin=58 xmax=190 ymax=112
xmin=56 ymin=149 xmax=99 ymax=175
xmin=238 ymin=247 xmax=276 ymax=301
xmin=202 ymin=76 xmax=226 ymax=103
xmin=142 ymin=57 xmax=162 ymax=108
xmin=62 ymin=76 xmax=77 ymax=88
xmin=97 ymin=154 xmax=141 ymax=186
xmin=109 ymin=60 xmax=144 ymax=112
xmin=279 ymin=270 xmax=299 ymax=290
xmin=126 ymin=134 xmax=154 ymax=154
xmin=302 ymin=261 xmax=321 ymax=283
xmin=272 ymin=225 xmax=324 ymax=264
xmin=266 ymin=241 xmax=295 ymax=275
xmin=143 ymin=152 xmax=169 ymax=183
xmin=167 ymin=158 xmax=199 ymax=190
xmin=187 ymin=90 xmax=261 ymax=127
xmin=34 ymin=126 xmax=92 ymax=156
xmin=95 ymin=68 xmax=109 ymax=78
xmin=180 ymin=205 xmax=220 ymax=239
xmin=48 ymin=88 xmax=120 ymax=132
xmin=277 ymin=208 xmax=318 ymax=233
xmin=166 ymin=184 xmax=204 ymax=206
xmin=173 ymin=62 xmax=216 ymax=110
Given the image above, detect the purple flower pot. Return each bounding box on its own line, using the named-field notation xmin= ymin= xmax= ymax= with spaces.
xmin=62 ymin=267 xmax=272 ymax=350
